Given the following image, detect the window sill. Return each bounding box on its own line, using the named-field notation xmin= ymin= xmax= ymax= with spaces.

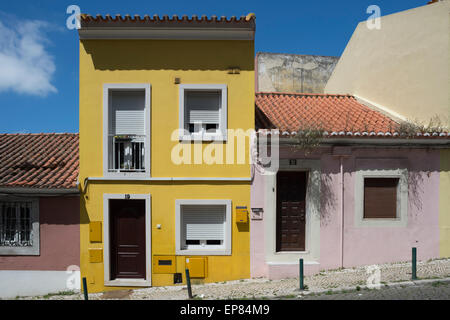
xmin=0 ymin=246 xmax=40 ymax=256
xmin=104 ymin=172 xmax=150 ymax=179
xmin=179 ymin=133 xmax=228 ymax=142
xmin=176 ymin=249 xmax=231 ymax=256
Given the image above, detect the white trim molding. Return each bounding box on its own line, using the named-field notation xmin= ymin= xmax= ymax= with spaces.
xmin=103 ymin=83 xmax=151 ymax=179
xmin=103 ymin=193 xmax=152 ymax=287
xmin=175 ymin=199 xmax=232 ymax=256
xmin=354 ymin=168 xmax=409 ymax=228
xmin=178 ymin=84 xmax=228 ymax=141
xmin=264 ymin=159 xmax=321 ymax=265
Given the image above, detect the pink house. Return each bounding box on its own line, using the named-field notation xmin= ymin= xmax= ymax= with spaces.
xmin=251 ymin=92 xmax=449 ymax=279
xmin=0 ymin=133 xmax=80 ymax=298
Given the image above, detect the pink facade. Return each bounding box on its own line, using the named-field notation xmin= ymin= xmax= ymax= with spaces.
xmin=250 ymin=146 xmax=441 ymax=279
xmin=0 ymin=196 xmax=80 ymax=271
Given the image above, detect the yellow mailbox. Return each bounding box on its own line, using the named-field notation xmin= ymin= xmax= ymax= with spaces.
xmin=235 ymin=206 xmax=248 ymax=223
xmin=89 ymin=221 xmax=102 ymax=242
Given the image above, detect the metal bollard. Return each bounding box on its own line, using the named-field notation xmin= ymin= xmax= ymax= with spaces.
xmin=299 ymin=258 xmax=304 ymax=290
xmin=185 ymin=269 xmax=193 ymax=299
xmin=82 ymin=277 xmax=89 ymax=300
xmin=412 ymin=247 xmax=417 ymax=280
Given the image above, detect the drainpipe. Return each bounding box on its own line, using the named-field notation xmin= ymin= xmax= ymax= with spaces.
xmin=332 ymin=147 xmax=351 ymax=269
xmin=340 ymin=156 xmax=344 ymax=269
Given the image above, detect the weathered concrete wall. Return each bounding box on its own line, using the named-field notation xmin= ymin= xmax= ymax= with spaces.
xmin=256 ymin=52 xmax=339 ymax=93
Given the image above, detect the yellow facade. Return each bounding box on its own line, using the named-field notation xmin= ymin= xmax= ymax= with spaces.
xmin=440 ymin=150 xmax=450 ymax=257
xmin=79 ymin=39 xmax=254 ymax=292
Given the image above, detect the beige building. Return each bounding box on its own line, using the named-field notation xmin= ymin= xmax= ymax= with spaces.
xmin=325 ymin=0 xmax=450 ymax=126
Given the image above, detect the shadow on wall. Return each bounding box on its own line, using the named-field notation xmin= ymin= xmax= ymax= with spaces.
xmin=82 ymin=40 xmax=254 ymax=71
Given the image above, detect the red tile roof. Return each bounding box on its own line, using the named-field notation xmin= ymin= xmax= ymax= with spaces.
xmin=0 ymin=133 xmax=79 ymax=189
xmin=80 ymin=13 xmax=256 ymax=28
xmin=256 ymin=92 xmax=400 ymax=134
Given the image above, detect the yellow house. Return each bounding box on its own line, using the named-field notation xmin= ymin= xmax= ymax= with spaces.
xmin=78 ymin=14 xmax=255 ymax=292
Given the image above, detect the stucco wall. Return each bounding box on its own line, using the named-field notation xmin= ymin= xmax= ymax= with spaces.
xmin=440 ymin=149 xmax=450 ymax=257
xmin=325 ymin=1 xmax=450 ymax=125
xmin=251 ymin=147 xmax=441 ymax=279
xmin=79 ymin=39 xmax=254 ymax=292
xmin=0 ymin=196 xmax=80 ymax=271
xmin=256 ymin=53 xmax=339 ymax=93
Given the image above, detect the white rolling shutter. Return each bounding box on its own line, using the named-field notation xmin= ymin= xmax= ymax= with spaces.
xmin=110 ymin=90 xmax=146 ymax=135
xmin=182 ymin=205 xmax=225 ymax=241
xmin=185 ymin=91 xmax=221 ymax=125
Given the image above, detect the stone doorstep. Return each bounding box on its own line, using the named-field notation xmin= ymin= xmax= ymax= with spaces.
xmin=295 ymin=277 xmax=450 ymax=297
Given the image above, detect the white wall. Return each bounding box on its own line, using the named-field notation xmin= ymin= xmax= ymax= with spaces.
xmin=0 ymin=270 xmax=80 ymax=299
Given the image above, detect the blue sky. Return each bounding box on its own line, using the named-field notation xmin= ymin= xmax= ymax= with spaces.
xmin=0 ymin=0 xmax=426 ymax=134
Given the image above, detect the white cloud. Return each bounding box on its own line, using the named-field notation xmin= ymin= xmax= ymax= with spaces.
xmin=0 ymin=19 xmax=56 ymax=96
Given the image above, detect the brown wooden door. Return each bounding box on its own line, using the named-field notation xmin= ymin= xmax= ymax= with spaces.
xmin=110 ymin=199 xmax=146 ymax=280
xmin=276 ymin=171 xmax=308 ymax=251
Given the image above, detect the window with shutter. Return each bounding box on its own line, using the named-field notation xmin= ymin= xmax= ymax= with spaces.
xmin=179 ymin=84 xmax=227 ymax=141
xmin=182 ymin=205 xmax=225 ymax=247
xmin=103 ymin=84 xmax=150 ymax=177
xmin=175 ymin=199 xmax=232 ymax=255
xmin=363 ymin=178 xmax=399 ymax=219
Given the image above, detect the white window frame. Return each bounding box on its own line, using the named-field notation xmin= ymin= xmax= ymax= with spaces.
xmin=103 ymin=193 xmax=152 ymax=287
xmin=354 ymin=169 xmax=408 ymax=227
xmin=178 ymin=84 xmax=228 ymax=141
xmin=103 ymin=84 xmax=151 ymax=179
xmin=0 ymin=197 xmax=39 ymax=256
xmin=175 ymin=199 xmax=232 ymax=255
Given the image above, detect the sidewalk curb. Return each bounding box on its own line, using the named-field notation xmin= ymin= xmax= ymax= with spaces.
xmin=296 ymin=277 xmax=450 ymax=297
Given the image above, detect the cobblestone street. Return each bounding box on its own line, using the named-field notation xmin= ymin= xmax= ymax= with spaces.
xmin=297 ymin=281 xmax=450 ymax=300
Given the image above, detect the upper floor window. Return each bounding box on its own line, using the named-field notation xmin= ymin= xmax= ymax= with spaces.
xmin=0 ymin=199 xmax=39 ymax=255
xmin=103 ymin=84 xmax=151 ymax=177
xmin=179 ymin=84 xmax=227 ymax=141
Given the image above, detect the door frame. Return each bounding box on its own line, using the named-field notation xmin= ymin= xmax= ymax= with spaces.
xmin=264 ymin=159 xmax=321 ymax=265
xmin=103 ymin=193 xmax=152 ymax=287
xmin=276 ymin=171 xmax=308 ymax=252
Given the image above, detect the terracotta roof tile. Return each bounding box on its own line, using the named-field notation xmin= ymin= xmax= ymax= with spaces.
xmin=80 ymin=13 xmax=255 ymax=28
xmin=255 ymin=92 xmax=450 ymax=139
xmin=0 ymin=133 xmax=79 ymax=189
xmin=256 ymin=92 xmax=398 ymax=133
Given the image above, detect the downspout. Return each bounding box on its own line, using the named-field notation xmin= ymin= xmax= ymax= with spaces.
xmin=340 ymin=156 xmax=344 ymax=269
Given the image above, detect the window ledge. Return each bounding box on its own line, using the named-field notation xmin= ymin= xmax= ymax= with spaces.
xmin=175 ymin=249 xmax=231 ymax=256
xmin=0 ymin=246 xmax=39 ymax=256
xmin=179 ymin=133 xmax=228 ymax=142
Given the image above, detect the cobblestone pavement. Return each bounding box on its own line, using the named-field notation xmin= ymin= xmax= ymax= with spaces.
xmin=12 ymin=258 xmax=450 ymax=300
xmin=295 ymin=281 xmax=450 ymax=300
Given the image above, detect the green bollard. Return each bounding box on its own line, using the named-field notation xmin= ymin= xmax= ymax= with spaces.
xmin=185 ymin=269 xmax=193 ymax=299
xmin=412 ymin=247 xmax=417 ymax=280
xmin=82 ymin=277 xmax=89 ymax=300
xmin=299 ymin=258 xmax=304 ymax=290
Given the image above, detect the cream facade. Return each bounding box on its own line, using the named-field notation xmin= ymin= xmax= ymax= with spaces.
xmin=325 ymin=0 xmax=450 ymax=125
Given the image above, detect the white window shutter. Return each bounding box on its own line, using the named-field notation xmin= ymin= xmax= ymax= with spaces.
xmin=185 ymin=91 xmax=221 ymax=124
xmin=182 ymin=205 xmax=225 ymax=241
xmin=110 ymin=91 xmax=145 ymax=135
